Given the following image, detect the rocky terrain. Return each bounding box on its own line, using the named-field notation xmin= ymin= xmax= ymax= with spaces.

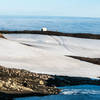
xmin=0 ymin=65 xmax=60 ymax=99
xmin=1 ymin=30 xmax=100 ymax=39
xmin=0 ymin=33 xmax=6 ymax=38
xmin=1 ymin=65 xmax=100 ymax=99
xmin=67 ymin=56 xmax=100 ymax=65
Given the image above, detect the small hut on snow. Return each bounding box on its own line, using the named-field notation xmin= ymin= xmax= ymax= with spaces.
xmin=41 ymin=27 xmax=48 ymax=32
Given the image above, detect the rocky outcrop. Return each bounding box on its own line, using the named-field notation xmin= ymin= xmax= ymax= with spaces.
xmin=67 ymin=55 xmax=100 ymax=65
xmin=1 ymin=30 xmax=100 ymax=39
xmin=0 ymin=66 xmax=60 ymax=99
xmin=47 ymin=76 xmax=100 ymax=87
xmin=1 ymin=65 xmax=100 ymax=99
xmin=0 ymin=33 xmax=5 ymax=38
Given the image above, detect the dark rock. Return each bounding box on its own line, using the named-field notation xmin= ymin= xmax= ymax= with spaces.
xmin=67 ymin=55 xmax=100 ymax=65
xmin=1 ymin=30 xmax=100 ymax=39
xmin=0 ymin=33 xmax=5 ymax=38
xmin=47 ymin=75 xmax=100 ymax=87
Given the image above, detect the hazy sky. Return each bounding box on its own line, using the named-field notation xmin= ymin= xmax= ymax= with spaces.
xmin=0 ymin=0 xmax=100 ymax=17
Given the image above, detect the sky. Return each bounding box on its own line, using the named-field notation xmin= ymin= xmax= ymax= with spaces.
xmin=0 ymin=0 xmax=100 ymax=18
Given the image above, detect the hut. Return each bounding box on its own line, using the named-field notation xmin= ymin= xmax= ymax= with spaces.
xmin=41 ymin=27 xmax=48 ymax=32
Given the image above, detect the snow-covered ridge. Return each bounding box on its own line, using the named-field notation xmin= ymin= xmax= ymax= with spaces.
xmin=0 ymin=34 xmax=100 ymax=78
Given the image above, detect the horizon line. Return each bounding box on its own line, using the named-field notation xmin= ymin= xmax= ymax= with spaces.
xmin=0 ymin=15 xmax=100 ymax=19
